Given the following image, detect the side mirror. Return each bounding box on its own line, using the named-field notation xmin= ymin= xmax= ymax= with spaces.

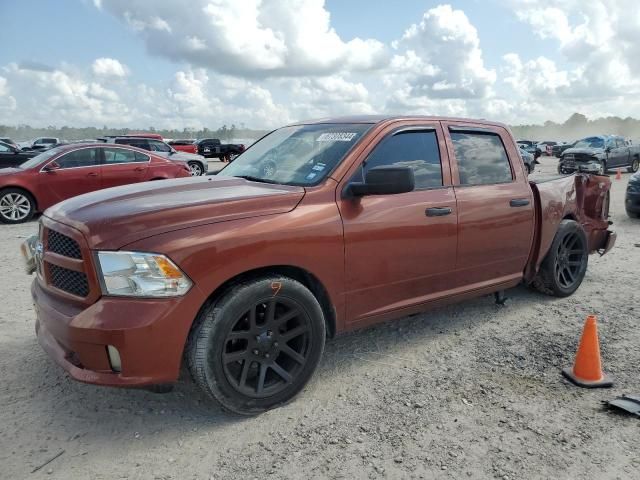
xmin=348 ymin=166 xmax=415 ymax=197
xmin=43 ymin=161 xmax=61 ymax=172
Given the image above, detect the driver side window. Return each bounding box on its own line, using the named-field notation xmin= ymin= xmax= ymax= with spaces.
xmin=362 ymin=130 xmax=443 ymax=190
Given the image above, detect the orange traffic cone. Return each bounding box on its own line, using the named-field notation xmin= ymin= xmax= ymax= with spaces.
xmin=562 ymin=315 xmax=613 ymax=388
xmin=616 ymin=168 xmax=622 ymax=180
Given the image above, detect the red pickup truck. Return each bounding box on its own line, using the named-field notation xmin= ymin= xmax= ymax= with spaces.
xmin=24 ymin=116 xmax=615 ymax=415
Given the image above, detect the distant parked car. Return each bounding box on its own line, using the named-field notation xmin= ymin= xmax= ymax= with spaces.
xmin=518 ymin=144 xmax=536 ymax=174
xmin=552 ymin=142 xmax=576 ymax=157
xmin=0 ymin=140 xmax=39 ymax=168
xmin=168 ymin=139 xmax=198 ymax=154
xmin=0 ymin=137 xmax=19 ymax=148
xmin=196 ymin=138 xmax=245 ymax=162
xmin=0 ymin=143 xmax=191 ymax=224
xmin=99 ymin=136 xmax=208 ymax=176
xmin=626 ymin=170 xmax=640 ymax=218
xmin=558 ymin=135 xmax=640 ymax=175
xmin=536 ymin=141 xmax=557 ymax=156
xmin=517 ymin=140 xmax=542 ymax=160
xmin=23 ymin=137 xmax=60 ymax=151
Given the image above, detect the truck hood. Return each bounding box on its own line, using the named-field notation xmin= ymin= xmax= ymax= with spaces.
xmin=45 ymin=176 xmax=305 ymax=249
xmin=562 ymin=147 xmax=604 ymax=158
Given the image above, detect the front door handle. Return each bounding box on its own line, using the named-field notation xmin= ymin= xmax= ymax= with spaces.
xmin=134 ymin=167 xmax=145 ymax=172
xmin=510 ymin=198 xmax=530 ymax=207
xmin=426 ymin=207 xmax=452 ymax=217
xmin=87 ymin=172 xmax=98 ymax=177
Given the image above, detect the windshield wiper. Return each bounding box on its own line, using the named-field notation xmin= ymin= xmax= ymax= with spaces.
xmin=233 ymin=175 xmax=280 ymax=184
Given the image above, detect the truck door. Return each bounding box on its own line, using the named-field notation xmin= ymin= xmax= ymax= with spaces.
xmin=442 ymin=123 xmax=534 ymax=289
xmin=338 ymin=123 xmax=458 ymax=325
xmin=610 ymin=137 xmax=629 ymax=168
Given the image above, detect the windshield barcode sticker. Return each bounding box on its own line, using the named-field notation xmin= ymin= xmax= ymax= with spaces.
xmin=316 ymin=132 xmax=358 ymax=142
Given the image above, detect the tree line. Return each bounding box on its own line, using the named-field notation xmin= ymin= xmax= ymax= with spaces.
xmin=3 ymin=113 xmax=640 ymax=144
xmin=0 ymin=124 xmax=270 ymax=143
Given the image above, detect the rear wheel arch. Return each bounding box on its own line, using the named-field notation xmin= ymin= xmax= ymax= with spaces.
xmin=195 ymin=265 xmax=337 ymax=339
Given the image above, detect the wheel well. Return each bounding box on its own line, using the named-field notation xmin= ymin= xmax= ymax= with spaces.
xmin=0 ymin=186 xmax=38 ymax=211
xmin=203 ymin=266 xmax=337 ymax=338
xmin=562 ymin=213 xmax=577 ymax=221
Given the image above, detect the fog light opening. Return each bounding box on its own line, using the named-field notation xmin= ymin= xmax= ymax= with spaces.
xmin=107 ymin=345 xmax=122 ymax=373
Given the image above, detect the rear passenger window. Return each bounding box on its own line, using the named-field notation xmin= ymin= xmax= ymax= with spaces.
xmin=103 ymin=148 xmax=146 ymax=164
xmin=363 ymin=130 xmax=442 ymax=190
xmin=450 ymin=132 xmax=513 ymax=185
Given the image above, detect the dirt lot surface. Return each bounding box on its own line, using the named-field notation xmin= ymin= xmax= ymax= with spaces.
xmin=1 ymin=156 xmax=639 ymax=480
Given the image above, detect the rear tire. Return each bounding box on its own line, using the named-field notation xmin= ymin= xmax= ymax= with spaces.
xmin=0 ymin=188 xmax=36 ymax=224
xmin=531 ymin=220 xmax=588 ymax=297
xmin=628 ymin=157 xmax=639 ymax=173
xmin=186 ymin=276 xmax=326 ymax=415
xmin=188 ymin=161 xmax=203 ymax=176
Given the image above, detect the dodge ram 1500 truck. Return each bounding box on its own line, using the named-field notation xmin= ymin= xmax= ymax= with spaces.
xmin=23 ymin=116 xmax=616 ymax=415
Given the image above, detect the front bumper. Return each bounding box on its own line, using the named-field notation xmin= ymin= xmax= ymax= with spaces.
xmin=32 ymin=280 xmax=206 ymax=387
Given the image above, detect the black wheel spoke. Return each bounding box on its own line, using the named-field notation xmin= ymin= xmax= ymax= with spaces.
xmin=256 ymin=363 xmax=267 ymax=394
xmin=563 ymin=267 xmax=575 ymax=283
xmin=238 ymin=359 xmax=251 ymax=388
xmin=248 ymin=305 xmax=257 ymax=330
xmin=568 ymin=260 xmax=582 ymax=266
xmin=270 ymin=362 xmax=292 ymax=383
xmin=281 ymin=345 xmax=305 ymax=364
xmin=282 ymin=325 xmax=309 ymax=342
xmin=227 ymin=331 xmax=249 ymax=341
xmin=265 ymin=299 xmax=277 ymax=323
xmin=223 ymin=350 xmax=247 ymax=364
xmin=274 ymin=308 xmax=300 ymax=327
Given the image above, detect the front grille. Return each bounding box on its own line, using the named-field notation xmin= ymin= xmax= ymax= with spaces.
xmin=48 ymin=229 xmax=82 ymax=259
xmin=48 ymin=263 xmax=89 ymax=297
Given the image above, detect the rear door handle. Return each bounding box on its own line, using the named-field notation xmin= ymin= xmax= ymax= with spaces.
xmin=87 ymin=172 xmax=98 ymax=177
xmin=510 ymin=198 xmax=530 ymax=207
xmin=134 ymin=167 xmax=145 ymax=172
xmin=425 ymin=207 xmax=452 ymax=217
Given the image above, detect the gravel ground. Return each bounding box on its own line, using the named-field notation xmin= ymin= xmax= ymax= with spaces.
xmin=1 ymin=156 xmax=639 ymax=480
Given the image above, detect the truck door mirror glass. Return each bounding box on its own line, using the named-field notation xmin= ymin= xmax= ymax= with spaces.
xmin=348 ymin=166 xmax=415 ymax=196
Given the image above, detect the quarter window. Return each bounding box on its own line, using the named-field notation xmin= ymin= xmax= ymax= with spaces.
xmin=56 ymin=148 xmax=99 ymax=169
xmin=363 ymin=130 xmax=443 ymax=190
xmin=103 ymin=148 xmax=147 ymax=164
xmin=450 ymin=131 xmax=513 ymax=185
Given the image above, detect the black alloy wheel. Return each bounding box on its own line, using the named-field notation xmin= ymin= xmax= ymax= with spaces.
xmin=187 ymin=276 xmax=326 ymax=415
xmin=554 ymin=231 xmax=587 ymax=290
xmin=531 ymin=219 xmax=588 ymax=297
xmin=222 ymin=297 xmax=312 ymax=398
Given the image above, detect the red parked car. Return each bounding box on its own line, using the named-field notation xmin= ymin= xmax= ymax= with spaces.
xmin=168 ymin=139 xmax=198 ymax=154
xmin=0 ymin=143 xmax=191 ymax=224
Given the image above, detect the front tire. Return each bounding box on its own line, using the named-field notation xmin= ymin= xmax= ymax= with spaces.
xmin=0 ymin=188 xmax=35 ymax=224
xmin=531 ymin=220 xmax=588 ymax=297
xmin=187 ymin=276 xmax=326 ymax=415
xmin=628 ymin=157 xmax=639 ymax=173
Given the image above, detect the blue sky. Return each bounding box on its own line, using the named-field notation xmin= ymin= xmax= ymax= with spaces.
xmin=0 ymin=1 xmax=636 ymax=128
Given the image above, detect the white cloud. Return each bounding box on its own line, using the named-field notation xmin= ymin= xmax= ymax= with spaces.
xmin=389 ymin=5 xmax=496 ymax=100
xmin=96 ymin=0 xmax=388 ymax=77
xmin=92 ymin=57 xmax=129 ymax=78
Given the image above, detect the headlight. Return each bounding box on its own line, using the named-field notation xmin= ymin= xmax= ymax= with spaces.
xmin=97 ymin=251 xmax=192 ymax=297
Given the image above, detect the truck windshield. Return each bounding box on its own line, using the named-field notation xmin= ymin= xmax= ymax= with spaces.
xmin=220 ymin=123 xmax=372 ymax=186
xmin=574 ymin=137 xmax=605 ymax=149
